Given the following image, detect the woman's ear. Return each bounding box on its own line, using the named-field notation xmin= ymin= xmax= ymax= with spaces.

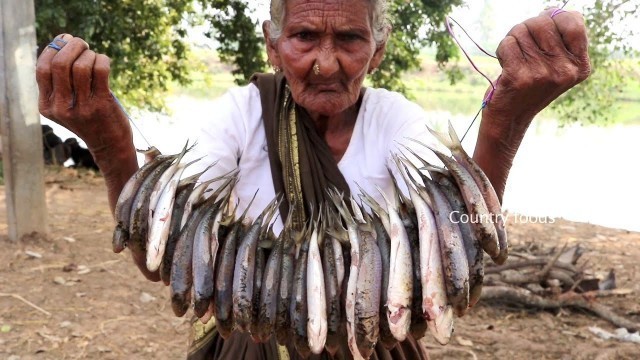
xmin=263 ymin=20 xmax=282 ymax=69
xmin=369 ymin=27 xmax=391 ymax=72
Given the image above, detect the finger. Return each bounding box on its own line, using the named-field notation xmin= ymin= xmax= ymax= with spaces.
xmin=542 ymin=9 xmax=588 ymax=57
xmin=50 ymin=37 xmax=90 ymax=105
xmin=36 ymin=34 xmax=73 ymax=107
xmin=72 ymin=50 xmax=97 ymax=105
xmin=505 ymin=23 xmax=540 ymax=61
xmin=92 ymin=54 xmax=112 ymax=97
xmin=523 ymin=16 xmax=565 ymax=55
xmin=495 ymin=36 xmax=527 ymax=86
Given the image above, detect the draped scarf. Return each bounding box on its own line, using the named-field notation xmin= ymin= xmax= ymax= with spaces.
xmin=250 ymin=72 xmax=351 ymax=230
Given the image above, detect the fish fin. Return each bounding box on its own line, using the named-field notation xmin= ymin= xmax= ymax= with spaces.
xmin=446 ymin=120 xmax=464 ymax=150
xmin=426 ymin=124 xmax=457 ymax=152
xmin=350 ymin=197 xmax=366 ymax=224
xmin=327 ymin=187 xmax=355 ymax=227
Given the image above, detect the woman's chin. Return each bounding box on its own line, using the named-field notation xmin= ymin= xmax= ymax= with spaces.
xmin=296 ymin=94 xmax=355 ymax=118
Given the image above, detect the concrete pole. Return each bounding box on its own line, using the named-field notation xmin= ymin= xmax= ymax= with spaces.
xmin=0 ymin=0 xmax=48 ymax=241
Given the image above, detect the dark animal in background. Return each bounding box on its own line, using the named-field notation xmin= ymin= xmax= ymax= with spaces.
xmin=64 ymin=138 xmax=99 ymax=171
xmin=41 ymin=125 xmax=68 ymax=165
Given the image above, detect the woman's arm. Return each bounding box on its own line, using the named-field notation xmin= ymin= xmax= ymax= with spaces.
xmin=472 ymin=9 xmax=591 ymax=201
xmin=36 ymin=34 xmax=138 ymax=214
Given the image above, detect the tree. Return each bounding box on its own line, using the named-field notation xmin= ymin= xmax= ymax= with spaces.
xmin=35 ymin=0 xmax=196 ymax=112
xmin=549 ymin=0 xmax=640 ymax=126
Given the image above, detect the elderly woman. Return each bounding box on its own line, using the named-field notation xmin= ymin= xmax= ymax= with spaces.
xmin=36 ymin=0 xmax=590 ymax=359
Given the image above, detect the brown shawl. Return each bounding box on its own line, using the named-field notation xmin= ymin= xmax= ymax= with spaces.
xmin=250 ymin=72 xmax=351 ymax=230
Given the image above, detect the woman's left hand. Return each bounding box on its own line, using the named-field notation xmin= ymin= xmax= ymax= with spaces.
xmin=473 ymin=8 xmax=591 ymax=199
xmin=484 ymin=8 xmax=591 ymax=138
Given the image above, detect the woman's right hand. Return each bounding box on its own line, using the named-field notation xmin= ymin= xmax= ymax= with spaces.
xmin=36 ymin=35 xmax=158 ymax=280
xmin=36 ymin=34 xmax=133 ymax=156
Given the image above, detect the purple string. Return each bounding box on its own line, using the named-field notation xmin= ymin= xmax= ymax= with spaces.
xmin=445 ymin=17 xmax=500 ymax=141
xmin=445 ymin=17 xmax=497 ymax=94
xmin=551 ymin=8 xmax=567 ymax=18
xmin=447 ymin=17 xmax=497 ymax=59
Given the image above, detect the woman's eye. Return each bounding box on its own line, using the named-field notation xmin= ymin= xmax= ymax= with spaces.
xmin=296 ymin=32 xmax=316 ymax=41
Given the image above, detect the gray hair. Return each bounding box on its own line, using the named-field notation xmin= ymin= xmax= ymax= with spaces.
xmin=268 ymin=0 xmax=390 ymax=46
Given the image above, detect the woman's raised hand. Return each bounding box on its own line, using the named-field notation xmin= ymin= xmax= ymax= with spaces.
xmin=36 ymin=34 xmax=133 ymax=156
xmin=484 ymin=8 xmax=591 ymax=137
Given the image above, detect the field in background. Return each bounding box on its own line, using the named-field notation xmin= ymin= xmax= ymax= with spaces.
xmin=167 ymin=48 xmax=640 ymax=125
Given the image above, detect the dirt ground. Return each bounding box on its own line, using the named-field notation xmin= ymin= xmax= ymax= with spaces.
xmin=1 ymin=167 xmax=639 ymax=360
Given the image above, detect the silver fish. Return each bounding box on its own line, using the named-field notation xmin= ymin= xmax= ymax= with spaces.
xmin=307 ymin=220 xmax=328 ymax=355
xmin=112 ymin=148 xmax=170 ymax=253
xmin=429 ymin=121 xmax=508 ymax=264
xmin=354 ymin=223 xmax=381 ymax=359
xmin=378 ymin=187 xmax=413 ymax=342
xmin=398 ymin=158 xmax=454 ymax=345
xmin=422 ymin=177 xmax=470 ymax=317
xmin=328 ymin=190 xmax=364 ymax=360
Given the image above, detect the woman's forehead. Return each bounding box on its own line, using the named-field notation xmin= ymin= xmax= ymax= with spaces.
xmin=284 ymin=0 xmax=373 ymax=28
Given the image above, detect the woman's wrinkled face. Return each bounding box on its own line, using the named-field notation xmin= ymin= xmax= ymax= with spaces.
xmin=266 ymin=0 xmax=385 ymax=118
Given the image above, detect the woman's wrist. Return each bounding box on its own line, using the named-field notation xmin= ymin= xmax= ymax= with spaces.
xmin=472 ymin=110 xmax=534 ymax=202
xmin=90 ymin=137 xmax=139 ymax=215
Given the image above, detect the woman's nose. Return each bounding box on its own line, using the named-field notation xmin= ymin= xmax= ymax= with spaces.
xmin=315 ymin=41 xmax=339 ymax=77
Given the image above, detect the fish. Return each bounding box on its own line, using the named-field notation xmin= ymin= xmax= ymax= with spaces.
xmin=127 ymin=157 xmax=175 ymax=254
xmin=159 ymin=182 xmax=195 ymax=286
xmin=306 ymin=219 xmax=328 ymax=355
xmin=112 ymin=147 xmax=168 ymax=253
xmin=328 ymin=190 xmax=365 ymax=360
xmin=432 ymin=171 xmax=484 ymax=309
xmin=391 ymin=170 xmax=428 ymax=340
xmin=397 ymin=158 xmax=454 ymax=345
xmin=213 ymin=192 xmax=256 ymax=339
xmin=232 ymin=197 xmax=279 ymax=332
xmin=155 ymin=166 xmax=228 ymax=282
xmin=254 ymin=219 xmax=283 ymax=343
xmin=428 ymin=121 xmax=508 ymax=265
xmin=371 ymin=211 xmax=396 ymax=350
xmin=170 ymin=195 xmax=216 ymax=317
xmin=412 ymin=136 xmax=500 ymax=261
xmin=192 ymin=195 xmax=227 ymax=319
xmin=354 ymin=221 xmax=382 ymax=359
xmin=422 ymin=177 xmax=470 ymax=317
xmin=322 ymin=215 xmax=341 ymax=356
xmin=249 ymin=246 xmax=266 ymax=343
xmin=275 ymin=209 xmax=298 ymax=345
xmin=147 ymin=157 xmax=203 ymax=272
xmin=378 ymin=186 xmax=413 ymax=342
xmin=291 ymin=231 xmax=311 ymax=358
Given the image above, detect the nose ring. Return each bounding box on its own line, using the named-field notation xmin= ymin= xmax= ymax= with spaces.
xmin=313 ymin=63 xmax=320 ymax=76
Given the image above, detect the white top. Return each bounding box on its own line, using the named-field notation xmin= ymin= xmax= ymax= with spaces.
xmin=185 ymin=83 xmax=439 ymax=234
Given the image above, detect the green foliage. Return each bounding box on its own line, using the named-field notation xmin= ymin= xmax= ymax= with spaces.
xmin=549 ymin=0 xmax=640 ymax=126
xmin=35 ymin=0 xmax=197 ymax=112
xmin=198 ymin=0 xmax=267 ymax=85
xmin=370 ymin=0 xmax=464 ymax=94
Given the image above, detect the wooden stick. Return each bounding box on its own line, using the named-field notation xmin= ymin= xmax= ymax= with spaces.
xmin=0 ymin=292 xmax=51 ymax=316
xmin=481 ymin=286 xmax=639 ymax=332
xmin=486 ymin=259 xmax=578 ymax=274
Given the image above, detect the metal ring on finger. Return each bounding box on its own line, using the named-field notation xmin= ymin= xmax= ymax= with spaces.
xmin=47 ymin=38 xmax=68 ymax=51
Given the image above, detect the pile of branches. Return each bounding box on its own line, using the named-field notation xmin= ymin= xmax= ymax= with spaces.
xmin=481 ymin=243 xmax=638 ymax=332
